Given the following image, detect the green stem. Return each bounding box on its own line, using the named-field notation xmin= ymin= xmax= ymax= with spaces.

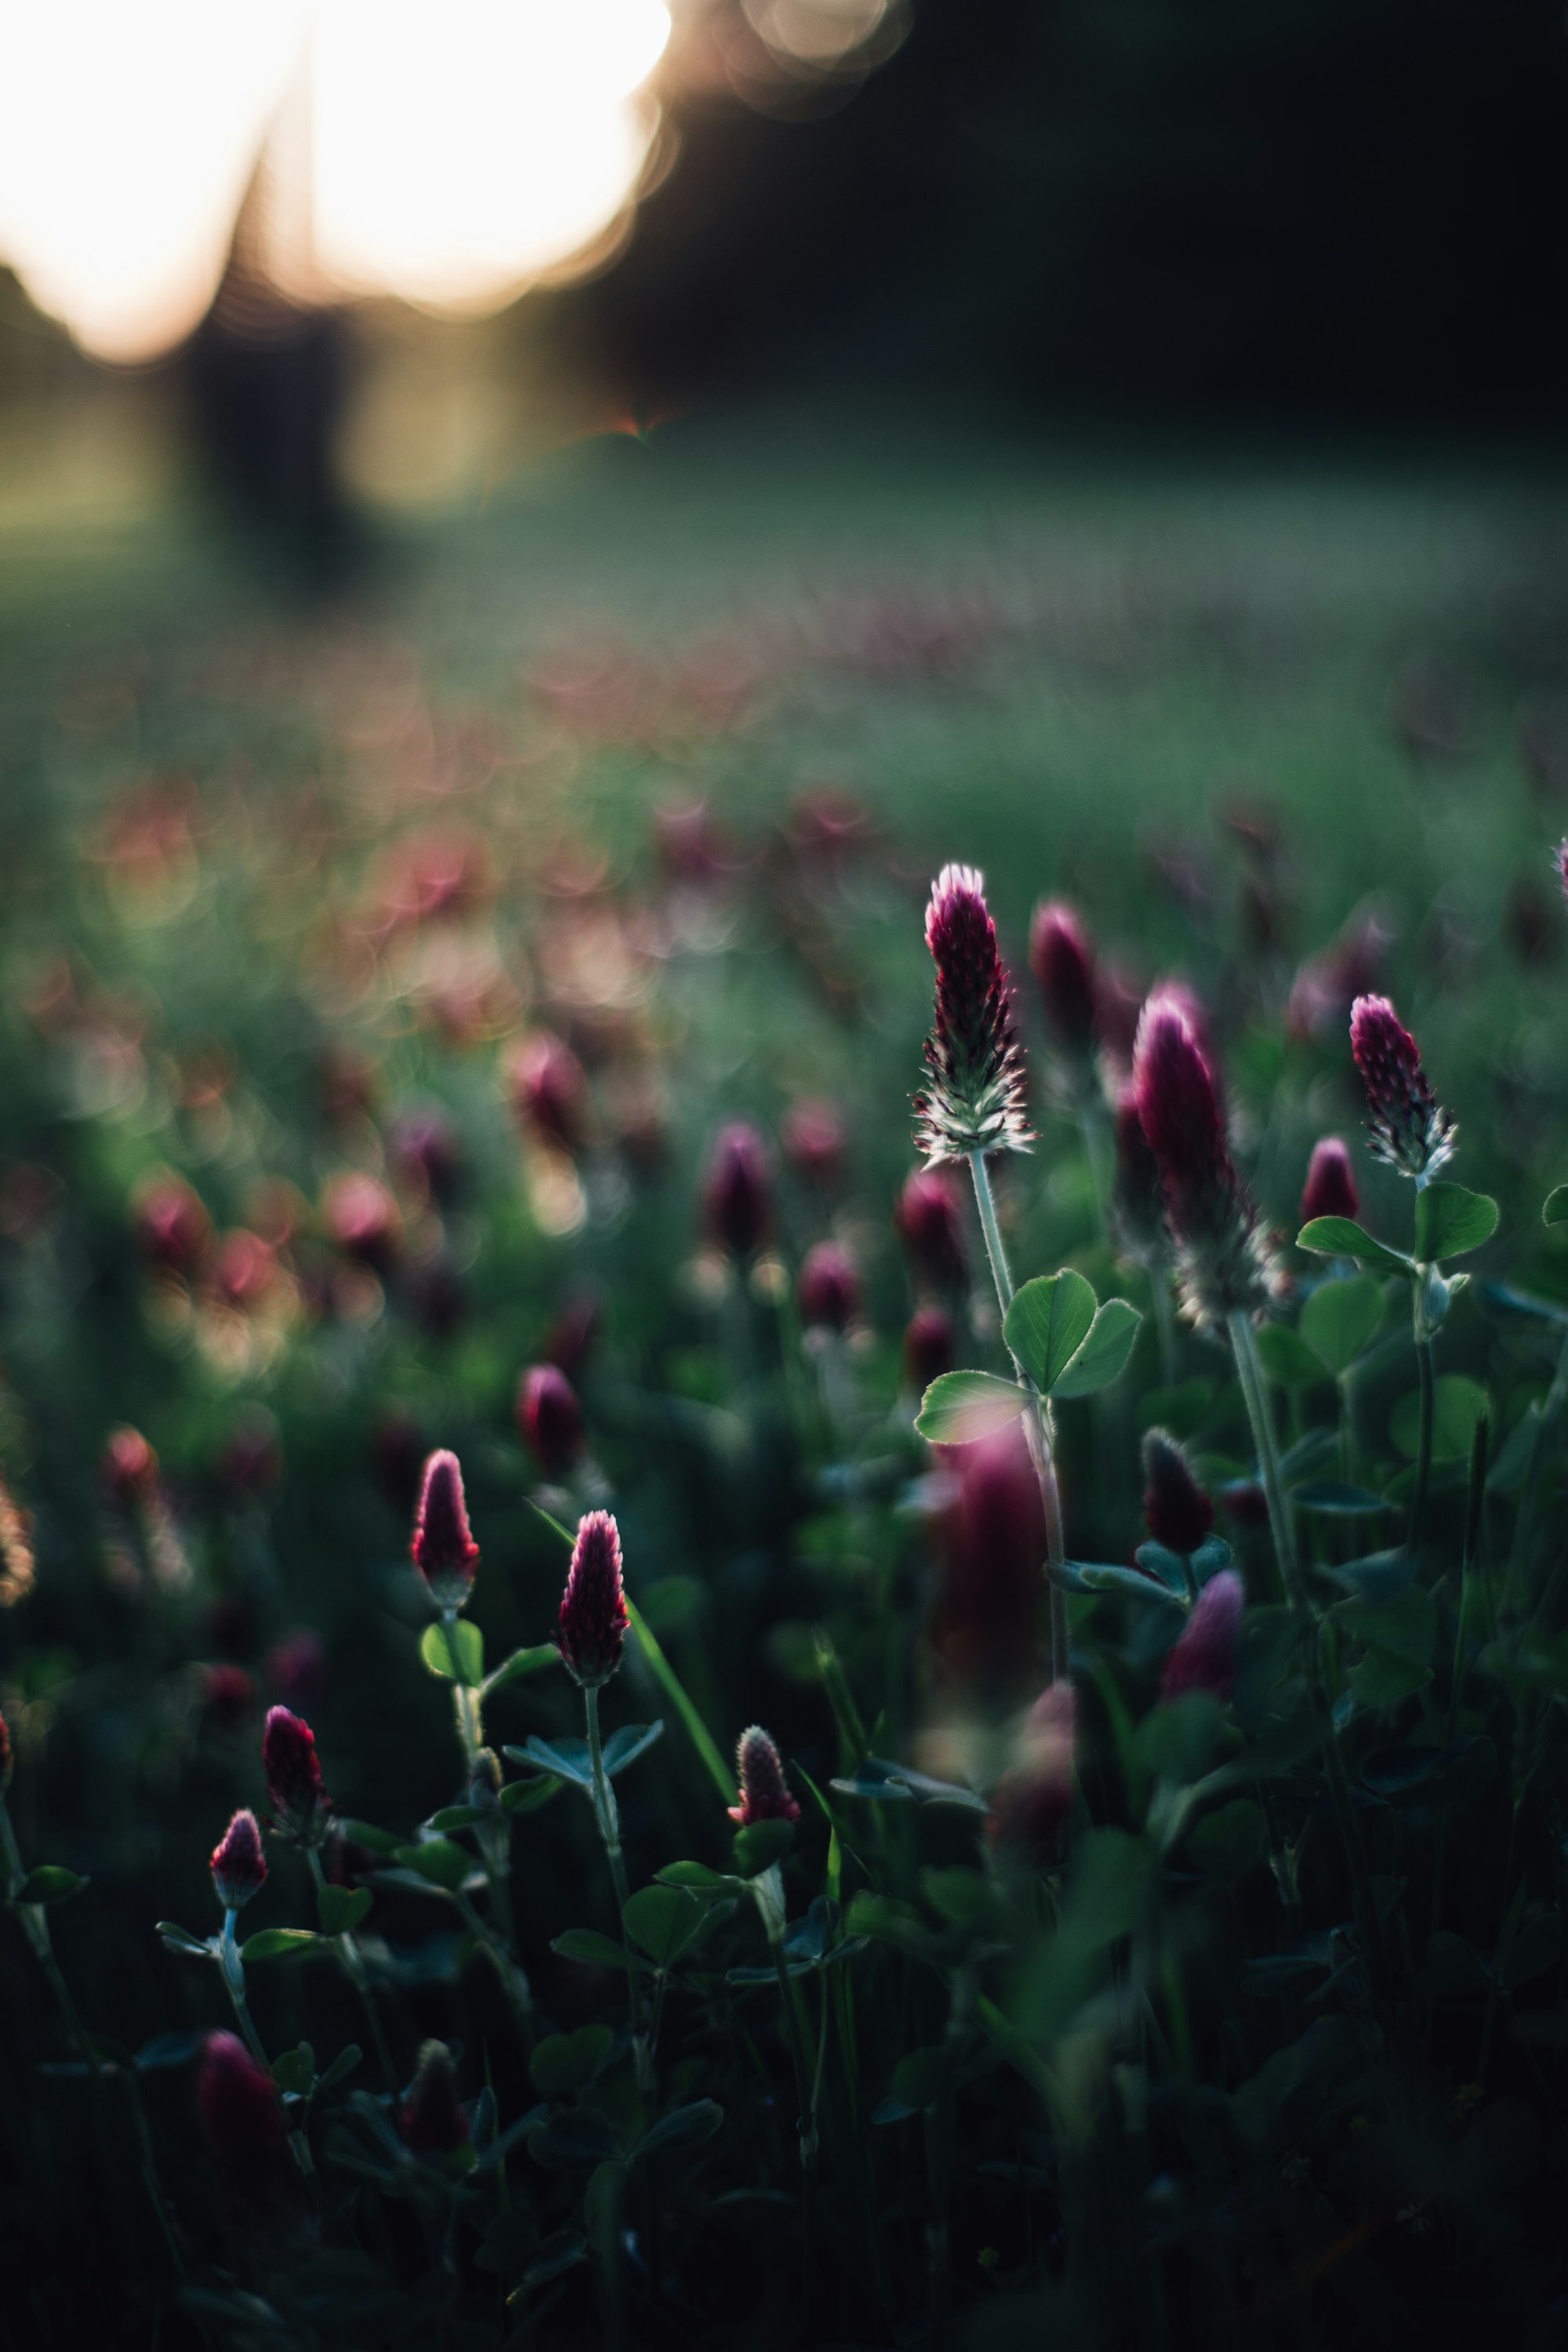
xmin=1410 ymin=1334 xmax=1436 ymax=1558
xmin=1149 ymin=1267 xmax=1178 ymax=1391
xmin=307 ymin=1846 xmax=398 ymax=2089
xmin=968 ymin=1149 xmax=1068 ymax=1681
xmin=219 ymin=1913 xmax=315 ymax=2187
xmin=1227 ymin=1311 xmax=1301 ymax=1606
xmin=757 ymin=1868 xmax=817 ymax=2299
xmin=585 ymin=1683 xmax=650 ymax=2093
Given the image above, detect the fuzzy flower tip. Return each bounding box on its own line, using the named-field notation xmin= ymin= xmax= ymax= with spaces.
xmin=704 ymin=1122 xmax=772 ymax=1258
xmin=1349 ymin=994 xmax=1456 ymax=1181
xmin=1029 ymin=899 xmax=1098 ymax=1057
xmin=199 ymin=2030 xmax=288 ymax=2172
xmin=1300 ymin=1136 xmax=1359 ymax=1226
xmin=797 ymin=1240 xmax=859 ymax=1333
xmin=262 ymin=1705 xmax=329 ymax=1846
xmin=211 ymin=1808 xmax=267 ymax=1912
xmin=401 ymin=2040 xmax=470 ymax=2154
xmin=895 ymin=1167 xmax=967 ymax=1291
xmin=556 ymin=1510 xmax=629 ymax=1688
xmin=411 ymin=1450 xmax=480 ymax=1610
xmin=1131 ymin=991 xmax=1280 ymax=1330
xmin=1141 ymin=1429 xmax=1214 ymax=1556
xmin=1161 ymin=1570 xmax=1245 ymax=1702
xmin=988 ymin=1682 xmax=1076 ymax=1862
xmin=913 ymin=864 xmax=1033 ymax=1164
xmin=728 ymin=1725 xmax=800 ymax=1826
xmin=517 ymin=1363 xmax=585 ymax=1480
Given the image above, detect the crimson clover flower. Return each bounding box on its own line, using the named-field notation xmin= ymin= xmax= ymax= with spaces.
xmin=517 ymin=1363 xmax=584 ymax=1480
xmin=1300 ymin=1135 xmax=1359 ymax=1225
xmin=262 ymin=1705 xmax=330 ymax=1848
xmin=895 ymin=1166 xmax=967 ymax=1291
xmin=411 ymin=1449 xmax=479 ymax=1610
xmin=704 ymin=1122 xmax=772 ymax=1258
xmin=1029 ymin=898 xmax=1098 ymax=1058
xmin=400 ymin=2040 xmax=471 ymax=2154
xmin=210 ymin=1807 xmax=267 ymax=1912
xmin=1142 ymin=1428 xmax=1214 ymax=1557
xmin=988 ymin=1682 xmax=1076 ymax=1862
xmin=1160 ymin=1569 xmax=1245 ymax=1702
xmin=797 ymin=1240 xmax=859 ymax=1333
xmin=728 ymin=1725 xmax=800 ymax=1826
xmin=1348 ymin=993 xmax=1455 ymax=1181
xmin=913 ymin=865 xmax=1032 ymax=1163
xmin=556 ymin=1510 xmax=629 ymax=1688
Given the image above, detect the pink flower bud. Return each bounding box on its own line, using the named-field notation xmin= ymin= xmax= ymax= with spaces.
xmin=133 ymin=1172 xmax=211 ymax=1273
xmin=931 ymin=1424 xmax=1045 ymax=1698
xmin=1349 ymin=993 xmax=1456 ymax=1181
xmin=1029 ymin=899 xmax=1098 ymax=1054
xmin=903 ymin=1305 xmax=954 ymax=1393
xmin=555 ymin=1510 xmax=629 ymax=1687
xmin=914 ymin=865 xmax=1032 ymax=1163
xmin=1300 ymin=1136 xmax=1359 ymax=1225
xmin=703 ymin=1123 xmax=772 ymax=1258
xmin=211 ymin=1808 xmax=267 ymax=1911
xmin=728 ymin=1724 xmax=800 ymax=1826
xmin=101 ymin=1425 xmax=158 ymax=1506
xmin=400 ymin=2040 xmax=471 ymax=2154
xmin=322 ymin=1172 xmax=401 ymax=1272
xmin=199 ymin=2031 xmax=289 ymax=2176
xmin=411 ymin=1450 xmax=480 ymax=1610
xmin=782 ymin=1098 xmax=846 ymax=1187
xmin=517 ymin=1363 xmax=585 ymax=1479
xmin=1141 ymin=1428 xmax=1214 ymax=1556
xmin=510 ymin=1030 xmax=589 ymax=1154
xmin=1131 ymin=992 xmax=1279 ymax=1329
xmin=1160 ymin=1569 xmax=1244 ymax=1701
xmin=797 ymin=1240 xmax=859 ymax=1333
xmin=988 ymin=1682 xmax=1076 ymax=1861
xmin=895 ymin=1166 xmax=967 ymax=1291
xmin=262 ymin=1705 xmax=329 ymax=1846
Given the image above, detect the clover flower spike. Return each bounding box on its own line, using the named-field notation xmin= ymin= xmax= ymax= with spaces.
xmin=1348 ymin=994 xmax=1455 ymax=1181
xmin=210 ymin=1808 xmax=267 ymax=1912
xmin=728 ymin=1725 xmax=800 ymax=1826
xmin=1160 ymin=1570 xmax=1245 ymax=1701
xmin=1142 ymin=1428 xmax=1214 ymax=1556
xmin=1300 ymin=1136 xmax=1359 ymax=1225
xmin=411 ymin=1449 xmax=480 ymax=1610
xmin=913 ymin=865 xmax=1033 ymax=1163
xmin=556 ymin=1510 xmax=629 ymax=1688
xmin=262 ymin=1705 xmax=330 ymax=1846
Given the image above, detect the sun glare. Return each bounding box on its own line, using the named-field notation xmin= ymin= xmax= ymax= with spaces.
xmin=0 ymin=0 xmax=672 ymax=363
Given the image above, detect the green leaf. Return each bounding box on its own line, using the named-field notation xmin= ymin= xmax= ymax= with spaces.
xmin=529 ymin=2025 xmax=613 ymax=2097
xmin=1300 ymin=1276 xmax=1384 ymax=1374
xmin=317 ymin=2045 xmax=362 ymax=2093
xmin=655 ymin=1860 xmax=742 ymax=1893
xmin=1003 ymin=1270 xmax=1096 ymax=1392
xmin=1321 ymin=1548 xmax=1418 ymax=1602
xmin=1061 ymin=1560 xmax=1185 ymax=1608
xmin=1291 ymin=1479 xmax=1390 ymax=1515
xmin=503 ymin=1737 xmax=596 ymax=1791
xmin=240 ymin=1928 xmax=322 ymax=1962
xmin=1348 ymin=1648 xmax=1432 ymax=1707
xmin=634 ymin=2100 xmax=724 ymax=2158
xmin=429 ymin=1806 xmax=484 ymax=1832
xmin=317 ymin=1884 xmax=372 ymax=1936
xmin=601 ymin=1722 xmax=664 ymax=1778
xmin=891 ymin=2047 xmax=944 ymax=2111
xmin=554 ymin=1927 xmax=652 ymax=1971
xmin=1544 ymin=1185 xmax=1568 ymax=1228
xmin=1390 ymin=1374 xmax=1488 ymax=1464
xmin=622 ymin=1883 xmax=710 ymax=1965
xmin=500 ymin=1776 xmax=562 ymax=1817
xmin=1189 ymin=1798 xmax=1265 ymax=1877
xmin=1137 ymin=1693 xmax=1227 ymax=1785
xmin=1253 ymin=1324 xmax=1329 ymax=1392
xmin=156 ymin=1922 xmax=213 ymax=1959
xmin=270 ymin=2044 xmax=315 ymax=2098
xmin=420 ymin=1618 xmax=484 ymax=1686
xmin=1050 ymin=1299 xmax=1143 ymax=1399
xmin=915 ymin=1370 xmax=1028 ymax=1445
xmin=15 ymin=1866 xmax=86 ymax=1906
xmin=480 ymin=1642 xmax=557 ymax=1697
xmin=1296 ymin=1218 xmax=1412 ymax=1276
xmin=1415 ymin=1181 xmax=1498 ymax=1263
xmin=1334 ymin=1585 xmax=1435 ymax=1666
xmin=336 ymin=1818 xmax=403 ymax=1857
xmin=394 ymin=1839 xmax=472 ymax=1892
xmin=734 ymin=1818 xmax=795 ymax=1878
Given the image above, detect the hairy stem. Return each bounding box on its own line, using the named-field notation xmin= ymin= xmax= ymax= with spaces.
xmin=584 ymin=1683 xmax=650 ymax=2094
xmin=968 ymin=1149 xmax=1069 ymax=1680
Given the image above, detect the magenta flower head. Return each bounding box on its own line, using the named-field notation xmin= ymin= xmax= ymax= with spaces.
xmin=932 ymin=1423 xmax=1044 ymax=1698
xmin=210 ymin=1808 xmax=267 ymax=1913
xmin=1131 ymin=990 xmax=1281 ymax=1330
xmin=1029 ymin=898 xmax=1098 ymax=1058
xmin=556 ymin=1510 xmax=629 ymax=1688
xmin=1161 ymin=1569 xmax=1245 ymax=1702
xmin=510 ymin=1030 xmax=588 ymax=1155
xmin=200 ymin=2030 xmax=289 ymax=2172
xmin=797 ymin=1240 xmax=859 ymax=1333
xmin=895 ymin=1167 xmax=967 ymax=1291
xmin=904 ymin=1304 xmax=954 ymax=1394
xmin=988 ymin=1682 xmax=1076 ymax=1863
xmin=1142 ymin=1428 xmax=1214 ymax=1556
xmin=703 ymin=1122 xmax=772 ymax=1258
xmin=517 ymin=1363 xmax=585 ymax=1480
xmin=262 ymin=1705 xmax=330 ymax=1847
xmin=728 ymin=1725 xmax=800 ymax=1827
xmin=913 ymin=864 xmax=1032 ymax=1163
xmin=1300 ymin=1136 xmax=1359 ymax=1225
xmin=411 ymin=1449 xmax=480 ymax=1611
xmin=781 ymin=1098 xmax=846 ymax=1187
xmin=1349 ymin=993 xmax=1456 ymax=1181
xmin=400 ymin=2040 xmax=471 ymax=2154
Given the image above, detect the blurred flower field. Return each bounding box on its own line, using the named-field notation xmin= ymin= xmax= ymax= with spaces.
xmin=4 ymin=431 xmax=1568 ymax=2347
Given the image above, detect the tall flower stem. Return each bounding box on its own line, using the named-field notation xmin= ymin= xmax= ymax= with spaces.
xmin=217 ymin=1911 xmax=316 ymax=2187
xmin=968 ymin=1149 xmax=1068 ymax=1681
xmin=584 ymin=1682 xmax=651 ymax=2095
xmin=1410 ymin=1332 xmax=1436 ymax=1558
xmin=305 ymin=1845 xmax=397 ymax=2091
xmin=1228 ymin=1310 xmax=1390 ymax=1998
xmin=753 ymin=1865 xmax=818 ymax=2294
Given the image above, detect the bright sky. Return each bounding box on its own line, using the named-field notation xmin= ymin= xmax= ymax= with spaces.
xmin=0 ymin=0 xmax=672 ymax=362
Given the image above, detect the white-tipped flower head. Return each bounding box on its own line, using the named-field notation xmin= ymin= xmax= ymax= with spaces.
xmin=913 ymin=866 xmax=1033 ymax=1163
